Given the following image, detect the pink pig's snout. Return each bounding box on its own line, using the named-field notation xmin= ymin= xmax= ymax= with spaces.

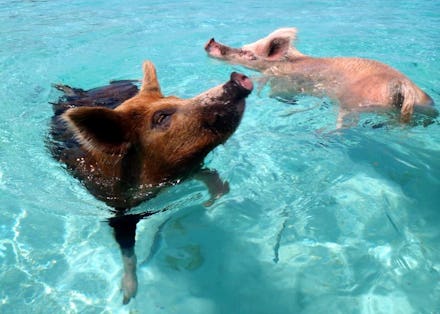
xmin=205 ymin=38 xmax=229 ymax=58
xmin=204 ymin=38 xmax=217 ymax=52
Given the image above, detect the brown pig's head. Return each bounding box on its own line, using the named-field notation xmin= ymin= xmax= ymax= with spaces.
xmin=205 ymin=28 xmax=304 ymax=71
xmin=62 ymin=61 xmax=253 ymax=190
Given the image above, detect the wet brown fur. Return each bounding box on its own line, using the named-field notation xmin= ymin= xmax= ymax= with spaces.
xmin=49 ymin=61 xmax=252 ymax=304
xmin=59 ymin=61 xmax=248 ymax=208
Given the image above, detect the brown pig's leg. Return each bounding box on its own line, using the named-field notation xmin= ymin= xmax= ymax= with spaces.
xmin=108 ymin=214 xmax=142 ymax=305
xmin=195 ymin=168 xmax=230 ymax=207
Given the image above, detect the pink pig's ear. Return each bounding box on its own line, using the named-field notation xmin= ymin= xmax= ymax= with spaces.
xmin=265 ymin=28 xmax=298 ymax=59
xmin=140 ymin=61 xmax=163 ymax=98
xmin=264 ymin=36 xmax=292 ymax=59
xmin=243 ymin=28 xmax=298 ymax=60
xmin=269 ymin=28 xmax=298 ymax=42
xmin=62 ymin=107 xmax=131 ymax=154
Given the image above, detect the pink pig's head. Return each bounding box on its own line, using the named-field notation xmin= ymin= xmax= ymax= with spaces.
xmin=205 ymin=28 xmax=304 ymax=71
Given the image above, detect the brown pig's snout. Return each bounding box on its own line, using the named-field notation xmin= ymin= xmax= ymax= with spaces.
xmin=230 ymin=72 xmax=253 ymax=95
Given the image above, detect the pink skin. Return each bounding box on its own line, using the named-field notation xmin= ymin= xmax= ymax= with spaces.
xmin=205 ymin=28 xmax=437 ymax=127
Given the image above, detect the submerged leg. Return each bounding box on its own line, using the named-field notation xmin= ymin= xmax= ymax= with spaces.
xmin=108 ymin=214 xmax=143 ymax=305
xmin=336 ymin=108 xmax=359 ymax=129
xmin=195 ymin=168 xmax=230 ymax=207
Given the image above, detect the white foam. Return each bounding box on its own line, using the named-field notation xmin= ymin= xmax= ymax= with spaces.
xmin=369 ymin=245 xmax=392 ymax=268
xmin=360 ymin=292 xmax=414 ymax=314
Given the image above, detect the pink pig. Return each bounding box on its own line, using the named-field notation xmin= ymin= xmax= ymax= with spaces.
xmin=206 ymin=28 xmax=437 ymax=127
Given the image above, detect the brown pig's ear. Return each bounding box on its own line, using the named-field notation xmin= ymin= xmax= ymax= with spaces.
xmin=62 ymin=107 xmax=131 ymax=154
xmin=140 ymin=61 xmax=163 ymax=98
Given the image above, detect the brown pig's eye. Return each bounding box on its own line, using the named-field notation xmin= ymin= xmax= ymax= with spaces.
xmin=151 ymin=109 xmax=176 ymax=129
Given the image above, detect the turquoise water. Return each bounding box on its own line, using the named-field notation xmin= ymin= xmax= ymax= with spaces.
xmin=1 ymin=0 xmax=439 ymax=313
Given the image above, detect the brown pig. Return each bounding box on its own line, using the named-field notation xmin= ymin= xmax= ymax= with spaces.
xmin=48 ymin=61 xmax=253 ymax=304
xmin=205 ymin=28 xmax=437 ymax=127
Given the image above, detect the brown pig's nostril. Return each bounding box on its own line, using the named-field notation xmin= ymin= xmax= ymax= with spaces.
xmin=230 ymin=72 xmax=253 ymax=92
xmin=231 ymin=72 xmax=247 ymax=82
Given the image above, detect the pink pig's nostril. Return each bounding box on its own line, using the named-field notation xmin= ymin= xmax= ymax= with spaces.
xmin=205 ymin=38 xmax=216 ymax=51
xmin=230 ymin=72 xmax=253 ymax=92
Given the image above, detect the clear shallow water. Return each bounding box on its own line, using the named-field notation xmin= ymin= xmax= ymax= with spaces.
xmin=1 ymin=0 xmax=439 ymax=313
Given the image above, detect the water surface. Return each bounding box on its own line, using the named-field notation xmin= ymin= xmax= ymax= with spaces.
xmin=0 ymin=0 xmax=439 ymax=313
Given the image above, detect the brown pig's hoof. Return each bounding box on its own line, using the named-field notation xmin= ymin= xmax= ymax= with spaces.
xmin=121 ymin=271 xmax=138 ymax=305
xmin=204 ymin=180 xmax=230 ymax=207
